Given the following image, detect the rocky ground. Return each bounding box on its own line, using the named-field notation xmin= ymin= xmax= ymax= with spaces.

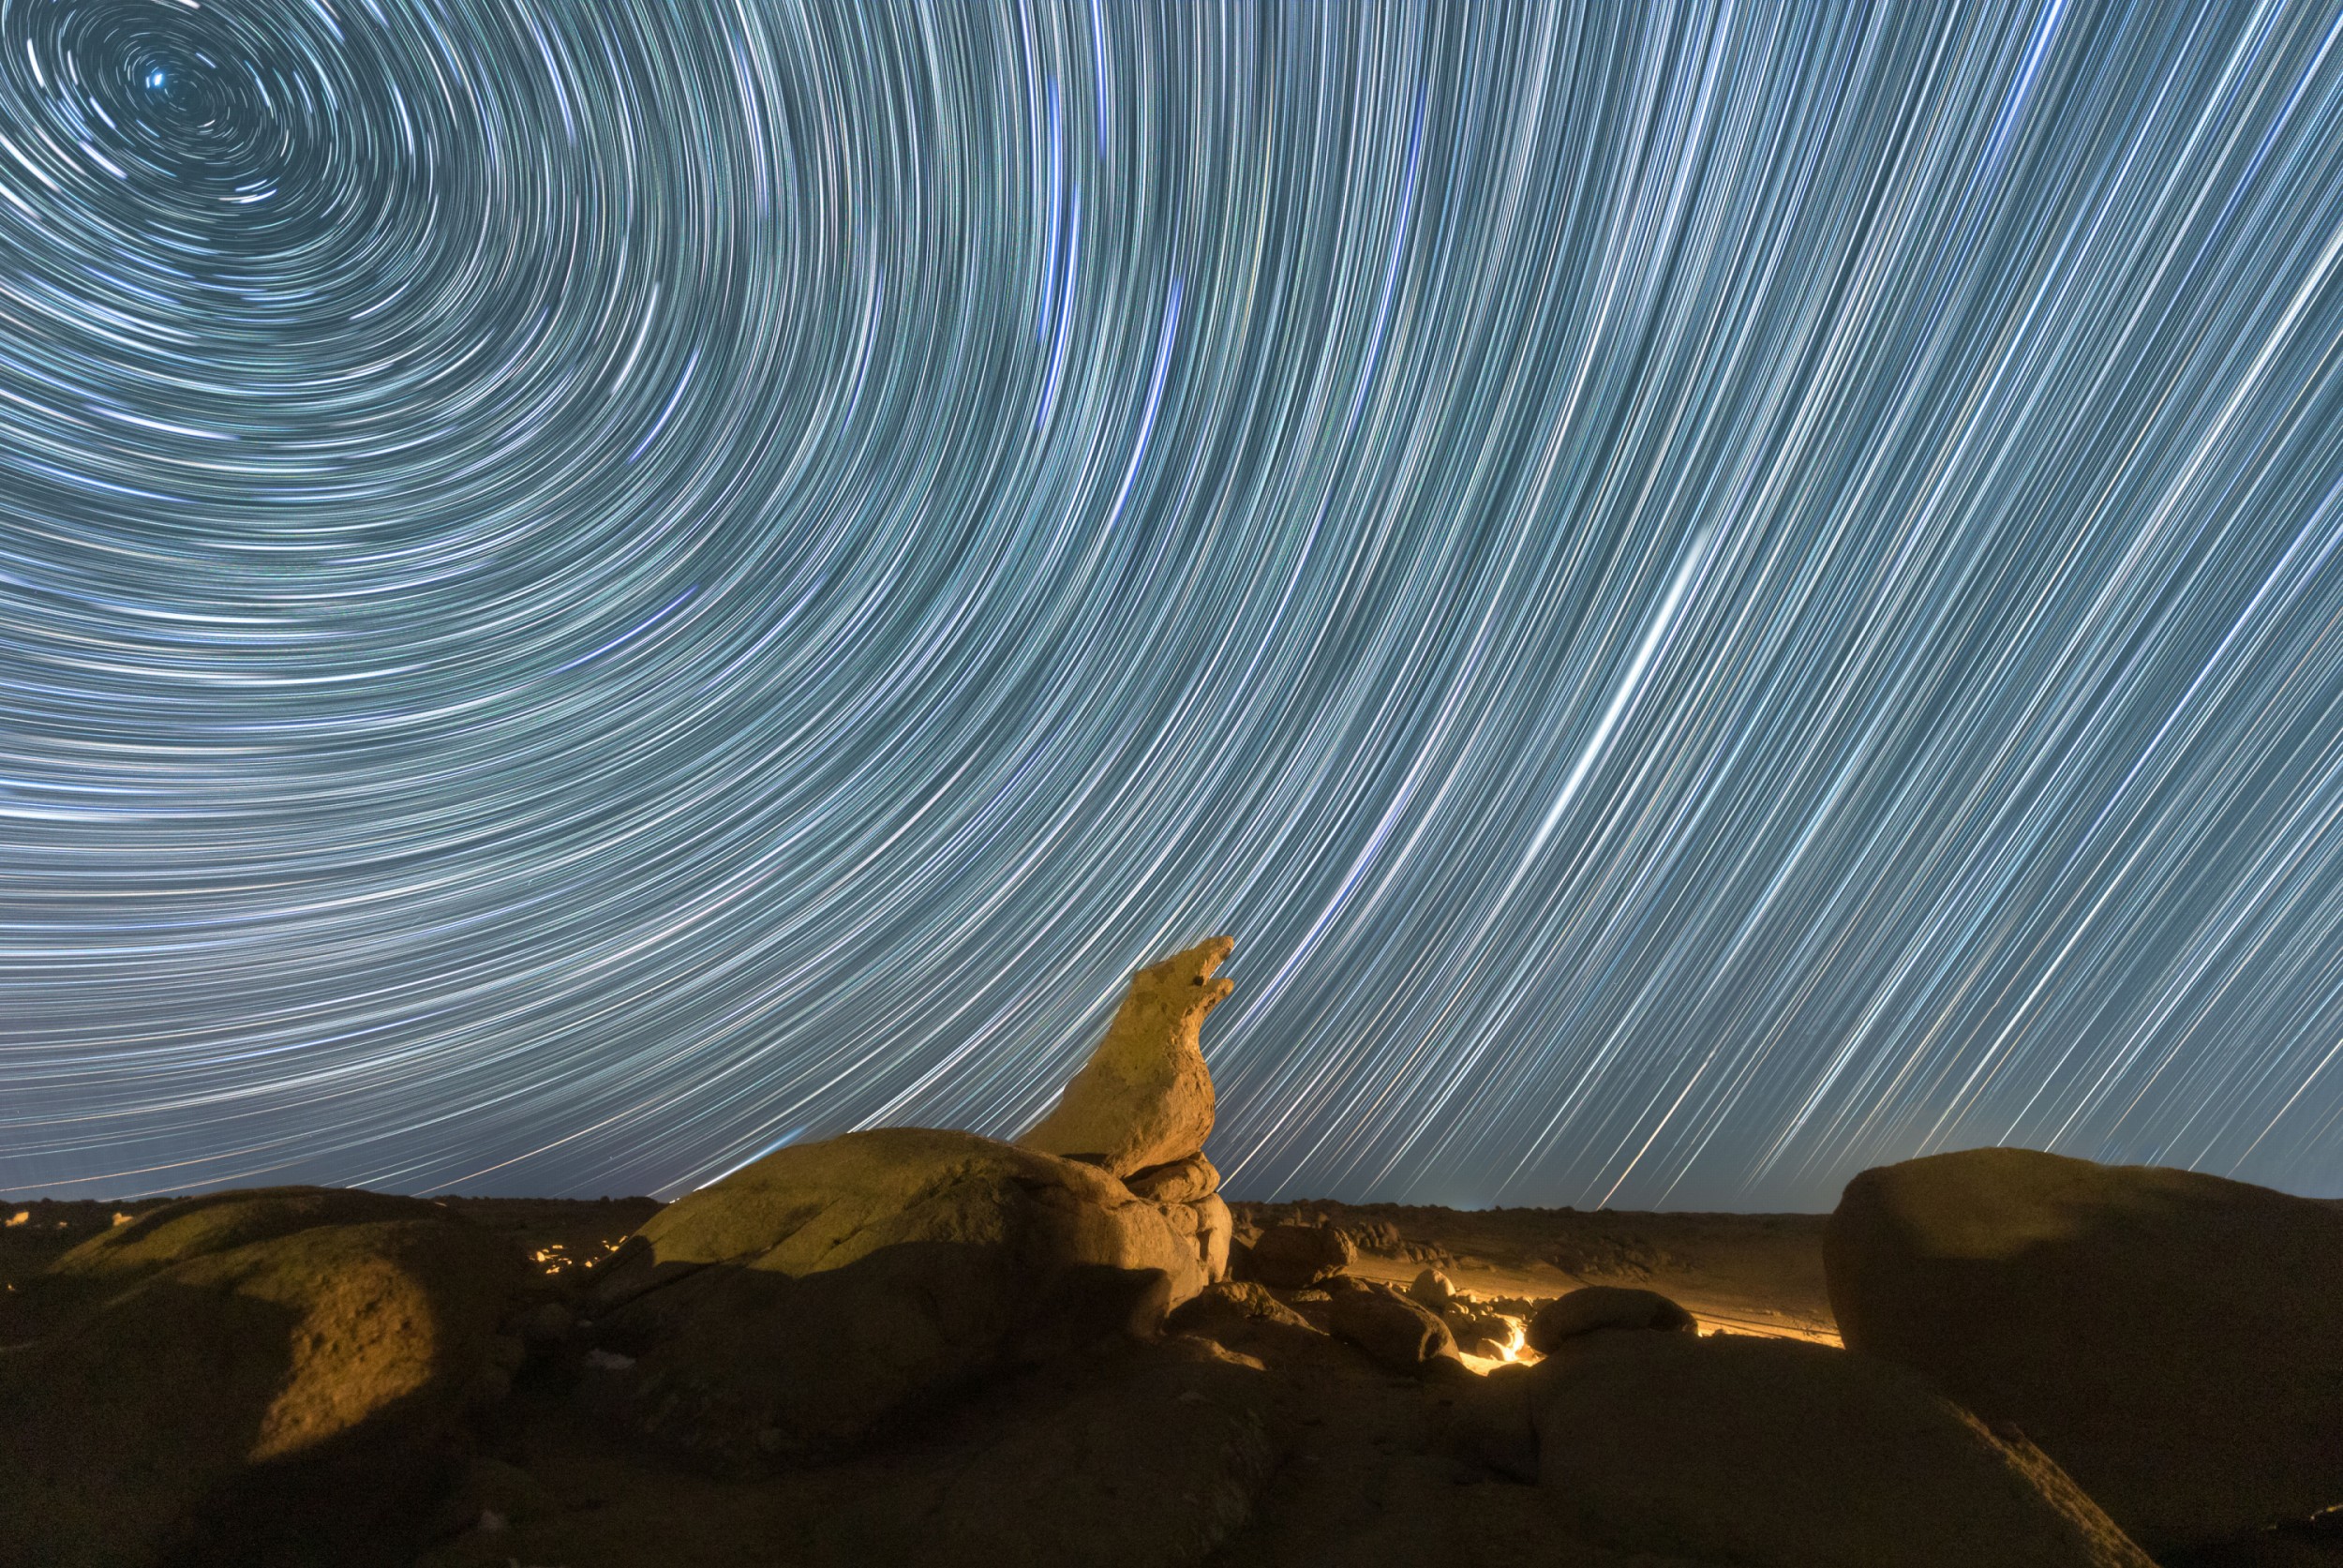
xmin=9 ymin=1179 xmax=2331 ymax=1568
xmin=1231 ymin=1199 xmax=1838 ymax=1345
xmin=6 ymin=938 xmax=2339 ymax=1566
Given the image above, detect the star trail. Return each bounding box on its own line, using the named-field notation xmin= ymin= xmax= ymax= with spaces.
xmin=7 ymin=1 xmax=2343 ymax=1212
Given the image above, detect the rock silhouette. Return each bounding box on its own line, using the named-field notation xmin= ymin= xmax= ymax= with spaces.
xmin=1826 ymin=1146 xmax=2343 ymax=1551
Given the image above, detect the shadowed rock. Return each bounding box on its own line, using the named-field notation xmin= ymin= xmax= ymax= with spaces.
xmin=1020 ymin=936 xmax=1234 ymax=1178
xmin=435 ymin=1335 xmax=1284 ymax=1568
xmin=1 ymin=1206 xmax=525 ymax=1568
xmin=1167 ymin=1279 xmax=1314 ymax=1337
xmin=1828 ymin=1147 xmax=2343 ymax=1551
xmin=1328 ymin=1281 xmax=1459 ymax=1371
xmin=1526 ymin=1285 xmax=1697 ymax=1352
xmin=1522 ymin=1331 xmax=2156 ymax=1568
xmin=781 ymin=1336 xmax=1282 ymax=1568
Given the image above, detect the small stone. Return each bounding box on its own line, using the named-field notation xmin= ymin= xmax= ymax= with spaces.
xmin=1407 ymin=1267 xmax=1455 ymax=1310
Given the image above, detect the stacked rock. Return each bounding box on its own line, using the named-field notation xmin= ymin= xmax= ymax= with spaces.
xmin=577 ymin=936 xmax=1245 ymax=1473
xmin=1019 ymin=934 xmax=1239 ymax=1284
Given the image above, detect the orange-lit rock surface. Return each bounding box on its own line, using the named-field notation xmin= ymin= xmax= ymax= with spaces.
xmin=1020 ymin=934 xmax=1233 ymax=1178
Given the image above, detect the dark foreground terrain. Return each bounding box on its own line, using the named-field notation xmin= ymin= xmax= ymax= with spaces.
xmin=6 ymin=941 xmax=2338 ymax=1566
xmin=5 ymin=1170 xmax=2337 ymax=1568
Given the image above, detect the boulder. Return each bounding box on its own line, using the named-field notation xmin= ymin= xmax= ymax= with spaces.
xmin=1019 ymin=937 xmax=1233 ymax=1177
xmin=1328 ymin=1282 xmax=1459 ymax=1371
xmin=1406 ymin=1267 xmax=1455 ymax=1310
xmin=1526 ymin=1285 xmax=1697 ymax=1352
xmin=1527 ymin=1331 xmax=2156 ymax=1568
xmin=1018 ymin=1263 xmax=1176 ymax=1359
xmin=0 ymin=1209 xmax=526 ymax=1568
xmin=48 ymin=1185 xmax=450 ymax=1284
xmin=1827 ymin=1147 xmax=2343 ymax=1550
xmin=1246 ymin=1222 xmax=1355 ymax=1288
xmin=790 ymin=1336 xmax=1280 ymax=1568
xmin=450 ymin=1336 xmax=1283 ymax=1568
xmin=1127 ymin=1153 xmax=1219 ymax=1204
xmin=1449 ymin=1359 xmax=1543 ymax=1481
xmin=1166 ymin=1279 xmax=1314 ymax=1337
xmin=1191 ymin=1191 xmax=1234 ymax=1283
xmin=586 ymin=1127 xmax=1225 ymax=1471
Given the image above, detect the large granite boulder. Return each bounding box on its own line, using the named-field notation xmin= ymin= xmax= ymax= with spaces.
xmin=1521 ymin=1331 xmax=2156 ymax=1568
xmin=1827 ymin=1147 xmax=2343 ymax=1550
xmin=0 ymin=1204 xmax=526 ymax=1568
xmin=586 ymin=1127 xmax=1227 ymax=1471
xmin=1019 ymin=936 xmax=1233 ymax=1177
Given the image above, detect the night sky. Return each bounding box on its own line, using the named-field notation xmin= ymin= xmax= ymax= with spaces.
xmin=7 ymin=2 xmax=2343 ymax=1212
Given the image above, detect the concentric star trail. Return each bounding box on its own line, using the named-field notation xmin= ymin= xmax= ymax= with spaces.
xmin=7 ymin=1 xmax=2343 ymax=1211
